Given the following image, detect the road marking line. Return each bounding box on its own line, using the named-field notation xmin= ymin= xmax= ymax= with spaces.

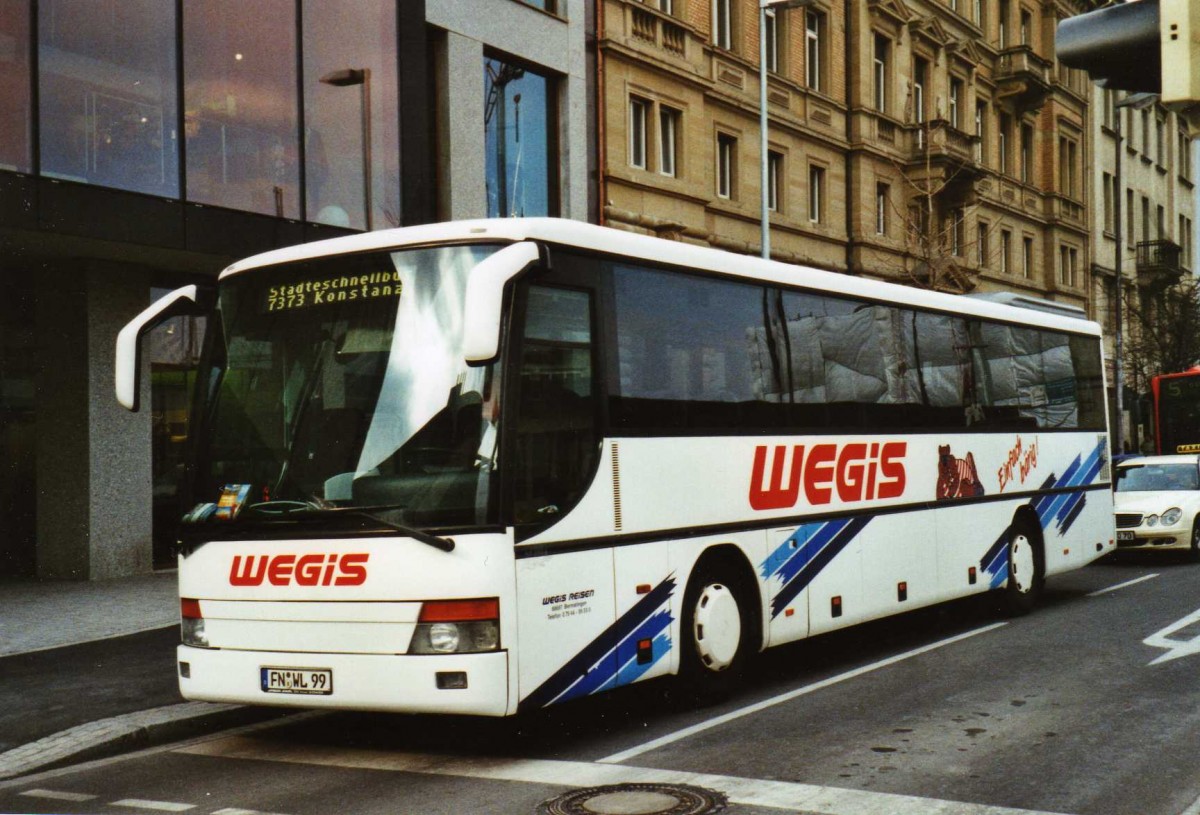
xmin=19 ymin=788 xmax=98 ymax=802
xmin=600 ymin=621 xmax=1008 ymax=764
xmin=1144 ymin=606 xmax=1200 ymax=665
xmin=1087 ymin=574 xmax=1159 ymax=596
xmin=1179 ymin=791 xmax=1200 ymax=815
xmin=212 ymin=809 xmax=294 ymax=815
xmin=176 ymin=735 xmax=1070 ymax=815
xmin=109 ymin=799 xmax=196 ymax=812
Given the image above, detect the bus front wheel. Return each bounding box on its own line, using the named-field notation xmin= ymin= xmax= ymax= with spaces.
xmin=680 ymin=559 xmax=755 ymax=703
xmin=1001 ymin=520 xmax=1043 ymax=616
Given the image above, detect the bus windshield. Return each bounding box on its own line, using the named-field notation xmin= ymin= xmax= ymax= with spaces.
xmin=186 ymin=243 xmax=503 ymax=533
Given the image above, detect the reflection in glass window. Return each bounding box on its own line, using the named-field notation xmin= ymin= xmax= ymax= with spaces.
xmin=485 ymin=56 xmax=556 ymax=217
xmin=303 ymin=0 xmax=399 ymax=230
xmin=38 ymin=0 xmax=177 ymax=195
xmin=0 ymin=0 xmax=31 ymax=173
xmin=184 ymin=0 xmax=299 ymax=217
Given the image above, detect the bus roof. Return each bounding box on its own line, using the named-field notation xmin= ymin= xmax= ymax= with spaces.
xmin=220 ymin=217 xmax=1101 ymax=336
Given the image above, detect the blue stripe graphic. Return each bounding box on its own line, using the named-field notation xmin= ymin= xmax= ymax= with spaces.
xmin=522 ymin=577 xmax=676 ymax=709
xmin=980 ymin=440 xmax=1107 ymax=587
xmin=764 ymin=516 xmax=872 ymax=619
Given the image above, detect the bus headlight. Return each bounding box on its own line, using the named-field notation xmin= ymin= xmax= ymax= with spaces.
xmin=1162 ymin=508 xmax=1183 ymax=526
xmin=181 ymin=598 xmax=210 ymax=648
xmin=409 ymin=598 xmax=500 ymax=655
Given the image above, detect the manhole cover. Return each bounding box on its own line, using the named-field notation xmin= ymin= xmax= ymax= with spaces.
xmin=537 ymin=783 xmax=726 ymax=815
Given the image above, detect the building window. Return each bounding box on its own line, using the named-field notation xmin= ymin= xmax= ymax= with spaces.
xmin=949 ymin=78 xmax=963 ymax=130
xmin=655 ymin=0 xmax=674 ymax=13
xmin=1103 ymin=90 xmax=1115 ymax=130
xmin=809 ymin=164 xmax=825 ymax=223
xmin=0 ymin=0 xmax=32 ymax=173
xmin=713 ymin=0 xmax=732 ymax=50
xmin=975 ymin=100 xmax=987 ymax=162
xmin=949 ymin=209 xmax=964 ymax=256
xmin=1158 ymin=204 xmax=1166 ymax=240
xmin=974 ymin=0 xmax=984 ymax=27
xmin=805 ymin=11 xmax=824 ymax=92
xmin=1020 ymin=9 xmax=1032 ymax=46
xmin=485 ymin=56 xmax=558 ymax=218
xmin=42 ymin=0 xmax=178 ymax=197
xmin=1141 ymin=195 xmax=1150 ymax=243
xmin=998 ymin=113 xmax=1012 ymax=175
xmin=874 ymin=35 xmax=890 ymax=113
xmin=913 ymin=57 xmax=928 ymax=127
xmin=1156 ymin=114 xmax=1166 ymax=165
xmin=305 ymin=0 xmax=400 ymax=230
xmin=999 ymin=0 xmax=1009 ymax=47
xmin=767 ymin=150 xmax=782 ymax=212
xmin=1022 ymin=235 xmax=1033 ymax=278
xmin=1126 ymin=188 xmax=1134 ymax=243
xmin=1020 ymin=123 xmax=1034 ymax=183
xmin=717 ymin=132 xmax=736 ymax=199
xmin=186 ymin=0 xmax=298 ymax=216
xmin=764 ymin=9 xmax=779 ymax=73
xmin=1179 ymin=127 xmax=1192 ymax=180
xmin=1141 ymin=109 xmax=1150 ymax=156
xmin=1059 ymin=245 xmax=1078 ymax=287
xmin=659 ymin=106 xmax=680 ymax=177
xmin=1102 ymin=172 xmax=1114 ymax=233
xmin=629 ymin=97 xmax=649 ymax=169
xmin=876 ymin=182 xmax=889 ymax=235
xmin=977 ymin=221 xmax=988 ymax=266
xmin=1001 ymin=230 xmax=1012 ymax=274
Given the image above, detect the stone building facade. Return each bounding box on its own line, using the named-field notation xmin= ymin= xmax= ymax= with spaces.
xmin=599 ymin=0 xmax=1097 ymax=311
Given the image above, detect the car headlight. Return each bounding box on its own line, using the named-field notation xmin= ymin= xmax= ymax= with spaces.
xmin=1162 ymin=507 xmax=1183 ymax=526
xmin=1146 ymin=514 xmax=1159 ymax=527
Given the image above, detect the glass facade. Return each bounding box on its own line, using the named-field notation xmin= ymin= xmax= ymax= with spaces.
xmin=0 ymin=0 xmax=31 ymax=173
xmin=303 ymin=0 xmax=399 ymax=230
xmin=38 ymin=0 xmax=178 ymax=196
xmin=184 ymin=0 xmax=299 ymax=217
xmin=485 ymin=55 xmax=557 ymax=218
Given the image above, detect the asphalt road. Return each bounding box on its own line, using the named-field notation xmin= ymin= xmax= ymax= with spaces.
xmin=4 ymin=552 xmax=1200 ymax=815
xmin=0 ymin=627 xmax=181 ymax=753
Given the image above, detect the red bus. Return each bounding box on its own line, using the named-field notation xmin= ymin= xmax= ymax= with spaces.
xmin=1152 ymin=368 xmax=1200 ymax=454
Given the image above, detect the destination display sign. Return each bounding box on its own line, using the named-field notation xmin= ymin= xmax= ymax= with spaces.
xmin=264 ymin=269 xmax=402 ymax=313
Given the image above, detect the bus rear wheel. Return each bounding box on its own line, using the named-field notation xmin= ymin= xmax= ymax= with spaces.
xmin=1001 ymin=520 xmax=1043 ymax=616
xmin=680 ymin=559 xmax=755 ymax=703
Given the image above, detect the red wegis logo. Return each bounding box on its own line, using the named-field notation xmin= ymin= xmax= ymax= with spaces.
xmin=749 ymin=442 xmax=908 ymax=510
xmin=229 ymin=553 xmax=369 ymax=587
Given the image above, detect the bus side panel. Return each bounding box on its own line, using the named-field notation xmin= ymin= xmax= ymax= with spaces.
xmin=858 ymin=509 xmax=939 ymax=621
xmin=762 ymin=527 xmax=810 ymax=647
xmin=613 ymin=542 xmax=675 ymax=685
xmin=515 ymin=549 xmax=616 ymax=709
xmin=933 ymin=499 xmax=1029 ymax=601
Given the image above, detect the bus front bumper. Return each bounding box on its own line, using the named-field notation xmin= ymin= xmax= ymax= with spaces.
xmin=177 ymin=645 xmax=511 ymax=716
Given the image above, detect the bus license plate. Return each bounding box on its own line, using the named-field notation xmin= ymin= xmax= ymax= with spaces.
xmin=1117 ymin=531 xmax=1135 ymax=541
xmin=261 ymin=667 xmax=333 ymax=695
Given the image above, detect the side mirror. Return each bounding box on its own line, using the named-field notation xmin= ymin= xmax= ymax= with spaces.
xmin=115 ymin=285 xmax=207 ymax=411
xmin=462 ymin=241 xmax=541 ymax=364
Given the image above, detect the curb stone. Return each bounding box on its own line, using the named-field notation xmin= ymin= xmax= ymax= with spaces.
xmin=0 ymin=702 xmax=284 ymax=780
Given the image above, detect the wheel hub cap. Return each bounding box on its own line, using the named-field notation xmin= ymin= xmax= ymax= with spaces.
xmin=693 ymin=583 xmax=741 ymax=671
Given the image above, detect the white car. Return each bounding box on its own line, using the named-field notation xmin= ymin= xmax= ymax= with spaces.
xmin=1113 ymin=455 xmax=1200 ymax=558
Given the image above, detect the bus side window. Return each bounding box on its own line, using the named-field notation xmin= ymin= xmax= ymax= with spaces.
xmin=512 ymin=286 xmax=599 ymax=530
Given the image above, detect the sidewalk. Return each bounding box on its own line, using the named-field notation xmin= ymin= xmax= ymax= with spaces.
xmin=0 ymin=570 xmax=178 ymax=657
xmin=0 ymin=570 xmax=280 ymax=780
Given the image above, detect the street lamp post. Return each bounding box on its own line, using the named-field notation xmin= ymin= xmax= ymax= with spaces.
xmin=760 ymin=0 xmax=817 ymax=260
xmin=320 ymin=68 xmax=373 ymax=231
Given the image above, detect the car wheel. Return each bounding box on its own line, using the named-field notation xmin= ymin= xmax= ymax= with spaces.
xmin=1001 ymin=519 xmax=1043 ymax=616
xmin=679 ymin=558 xmax=756 ymax=704
xmin=1189 ymin=518 xmax=1200 ymax=563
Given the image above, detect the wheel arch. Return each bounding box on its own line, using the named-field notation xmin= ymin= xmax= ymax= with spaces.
xmin=685 ymin=542 xmax=765 ymax=653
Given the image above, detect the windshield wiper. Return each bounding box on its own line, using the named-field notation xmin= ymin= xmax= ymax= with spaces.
xmin=242 ymin=501 xmax=455 ymax=552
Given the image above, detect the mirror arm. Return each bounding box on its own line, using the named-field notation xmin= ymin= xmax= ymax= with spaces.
xmin=115 ymin=285 xmax=208 ymax=411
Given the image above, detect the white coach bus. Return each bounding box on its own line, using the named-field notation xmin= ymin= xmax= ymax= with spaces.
xmin=116 ymin=218 xmax=1114 ymax=716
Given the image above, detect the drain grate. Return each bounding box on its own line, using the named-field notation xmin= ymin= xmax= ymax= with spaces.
xmin=537 ymin=783 xmax=727 ymax=815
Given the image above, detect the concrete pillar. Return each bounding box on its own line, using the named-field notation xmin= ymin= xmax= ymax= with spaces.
xmin=441 ymin=31 xmax=487 ymax=220
xmin=36 ymin=265 xmax=153 ymax=580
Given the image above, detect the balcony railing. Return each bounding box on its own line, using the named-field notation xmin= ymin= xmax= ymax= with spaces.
xmin=629 ymin=5 xmax=686 ymax=56
xmin=1136 ymin=239 xmax=1184 ymax=288
xmin=995 ymin=45 xmax=1052 ymax=114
